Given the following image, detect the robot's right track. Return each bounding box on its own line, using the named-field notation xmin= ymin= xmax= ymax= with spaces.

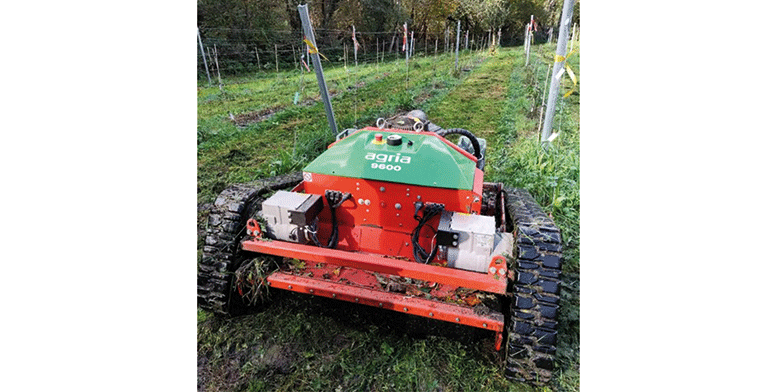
xmin=197 ymin=172 xmax=302 ymax=315
xmin=503 ymin=188 xmax=563 ymax=385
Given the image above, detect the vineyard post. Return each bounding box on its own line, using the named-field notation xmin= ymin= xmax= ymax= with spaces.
xmin=255 ymin=47 xmax=261 ymax=70
xmin=410 ymin=30 xmax=414 ymax=58
xmin=404 ymin=23 xmax=409 ymax=89
xmin=444 ymin=28 xmax=448 ymax=53
xmin=298 ymin=4 xmax=338 ymax=136
xmin=213 ymin=44 xmax=222 ymax=91
xmin=197 ymin=28 xmax=211 ymax=86
xmin=404 ymin=23 xmax=409 ymax=66
xmin=526 ymin=15 xmax=534 ymax=66
xmin=541 ymin=0 xmax=575 ymax=148
xmin=274 ymin=44 xmax=278 ymax=72
xmin=454 ymin=20 xmax=460 ymax=70
xmin=353 ymin=25 xmax=358 ymax=67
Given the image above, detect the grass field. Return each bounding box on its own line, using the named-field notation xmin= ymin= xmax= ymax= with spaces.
xmin=198 ymin=44 xmax=580 ymax=392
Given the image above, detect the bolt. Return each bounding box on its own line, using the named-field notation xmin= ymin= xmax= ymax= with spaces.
xmin=429 ymin=312 xmax=434 ymax=317
xmin=417 ymin=195 xmax=421 ymax=200
xmin=288 ymin=285 xmax=293 ymax=289
xmin=332 ymin=293 xmax=336 ymax=298
xmin=355 ymin=298 xmax=359 ymax=303
xmin=483 ymin=323 xmax=488 ymax=328
xmin=403 ymin=307 xmax=408 ymax=312
xmin=453 ymin=234 xmax=458 ymax=240
xmin=455 ymin=317 xmax=460 ymax=322
xmin=380 ymin=187 xmax=385 ymax=192
xmin=452 ymin=241 xmax=458 ymax=246
xmin=358 ymin=198 xmax=364 ymax=204
xmin=395 ymin=203 xmax=401 ymax=210
xmin=309 ymin=289 xmax=314 ymax=293
xmin=489 ymin=267 xmax=497 ymax=274
xmin=378 ymin=303 xmax=383 ymax=308
xmin=366 ymin=209 xmax=369 ymax=213
xmin=365 ymin=199 xmax=371 ymax=206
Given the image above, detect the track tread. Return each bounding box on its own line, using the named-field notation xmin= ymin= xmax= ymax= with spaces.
xmin=503 ymin=187 xmax=562 ymax=386
xmin=197 ymin=172 xmax=302 ymax=315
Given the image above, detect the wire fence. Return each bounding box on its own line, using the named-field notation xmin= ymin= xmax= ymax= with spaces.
xmin=197 ymin=27 xmax=558 ymax=81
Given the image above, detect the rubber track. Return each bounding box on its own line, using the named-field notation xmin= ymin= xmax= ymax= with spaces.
xmin=197 ymin=172 xmax=303 ymax=315
xmin=503 ymin=188 xmax=562 ymax=385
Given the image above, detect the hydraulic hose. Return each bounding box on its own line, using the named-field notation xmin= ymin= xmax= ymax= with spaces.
xmin=411 ymin=203 xmax=444 ymax=264
xmin=308 ymin=190 xmax=351 ymax=249
xmin=437 ymin=128 xmax=482 ymax=160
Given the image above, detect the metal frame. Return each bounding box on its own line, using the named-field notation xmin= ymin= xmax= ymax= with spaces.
xmin=240 ymin=179 xmax=513 ymax=351
xmin=241 ymin=239 xmax=508 ymax=294
xmin=267 ymin=270 xmax=505 ymax=350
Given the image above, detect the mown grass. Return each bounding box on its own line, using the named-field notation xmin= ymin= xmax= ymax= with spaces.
xmin=198 ymin=50 xmax=487 ymax=205
xmin=198 ymin=44 xmax=580 ymax=392
xmin=199 ymin=292 xmax=538 ymax=392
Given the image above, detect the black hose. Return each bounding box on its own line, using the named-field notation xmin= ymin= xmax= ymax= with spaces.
xmin=411 ymin=203 xmax=444 ymax=264
xmin=437 ymin=128 xmax=482 ymax=160
xmin=309 ymin=190 xmax=351 ymax=249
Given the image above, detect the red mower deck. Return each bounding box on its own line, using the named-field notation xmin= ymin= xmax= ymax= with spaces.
xmin=264 ymin=259 xmax=506 ymax=350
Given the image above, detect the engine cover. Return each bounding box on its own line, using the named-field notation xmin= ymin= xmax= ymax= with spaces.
xmin=261 ymin=191 xmax=323 ymax=244
xmin=303 ymin=128 xmax=479 ymax=190
xmin=437 ymin=210 xmax=513 ymax=273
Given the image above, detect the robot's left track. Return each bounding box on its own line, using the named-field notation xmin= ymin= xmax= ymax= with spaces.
xmin=197 ymin=172 xmax=303 ymax=315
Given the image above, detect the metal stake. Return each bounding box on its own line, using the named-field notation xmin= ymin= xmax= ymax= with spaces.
xmin=197 ymin=28 xmax=211 ymax=86
xmin=455 ymin=20 xmax=460 ymax=70
xmin=541 ymin=0 xmax=576 ymax=148
xmin=298 ymin=4 xmax=338 ymax=136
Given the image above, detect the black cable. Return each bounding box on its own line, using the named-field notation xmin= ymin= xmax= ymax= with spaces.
xmin=309 ymin=190 xmax=351 ymax=249
xmin=411 ymin=203 xmax=444 ymax=264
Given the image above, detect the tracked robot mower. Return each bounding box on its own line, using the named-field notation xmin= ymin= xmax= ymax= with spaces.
xmin=198 ymin=110 xmax=562 ymax=384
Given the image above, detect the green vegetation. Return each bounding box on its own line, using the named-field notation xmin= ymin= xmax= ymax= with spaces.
xmin=198 ymin=50 xmax=487 ymax=204
xmin=198 ymin=44 xmax=579 ymax=392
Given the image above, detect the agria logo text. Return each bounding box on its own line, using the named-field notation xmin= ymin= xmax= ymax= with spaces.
xmin=364 ymin=152 xmax=411 ymax=172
